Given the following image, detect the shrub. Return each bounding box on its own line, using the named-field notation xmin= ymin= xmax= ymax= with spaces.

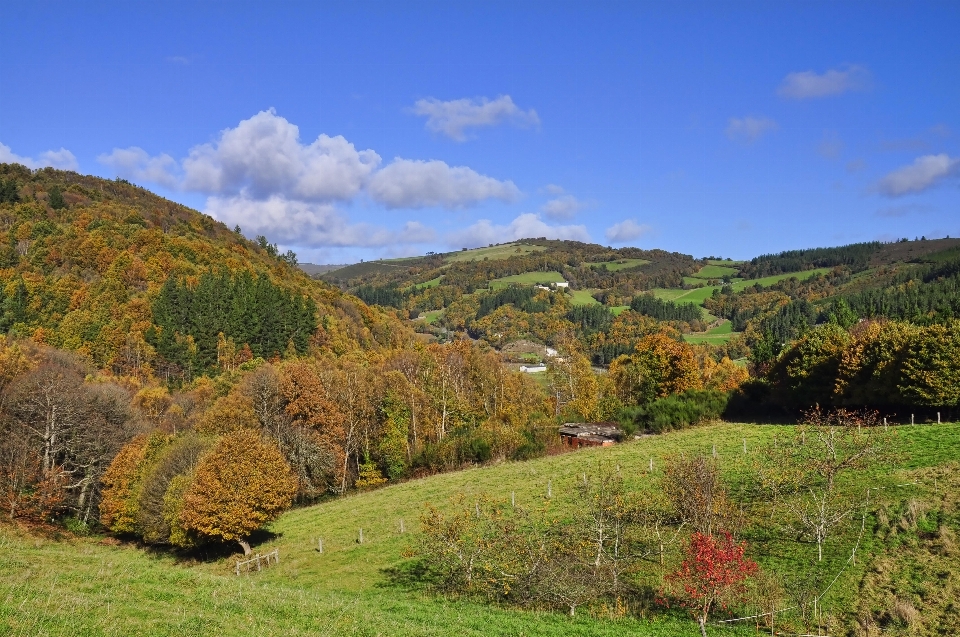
xmin=617 ymin=389 xmax=730 ymax=434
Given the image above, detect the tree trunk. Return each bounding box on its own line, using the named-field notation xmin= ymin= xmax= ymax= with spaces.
xmin=699 ymin=617 xmax=708 ymax=637
xmin=239 ymin=539 xmax=252 ymax=555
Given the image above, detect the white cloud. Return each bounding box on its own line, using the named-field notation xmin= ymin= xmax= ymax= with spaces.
xmin=411 ymin=95 xmax=540 ymax=141
xmin=182 ymin=109 xmax=380 ymax=201
xmin=876 ymin=154 xmax=959 ymax=197
xmin=778 ymin=65 xmax=871 ymax=99
xmin=368 ymin=158 xmax=520 ymax=209
xmin=448 ymin=213 xmax=589 ymax=249
xmin=542 ymin=184 xmax=566 ymax=195
xmin=98 ymin=147 xmax=179 ymax=188
xmin=726 ymin=116 xmax=778 ymax=143
xmin=205 ymin=194 xmax=435 ymax=248
xmin=605 ymin=219 xmax=652 ymax=243
xmin=541 ymin=194 xmax=586 ymax=220
xmin=0 ymin=142 xmax=78 ymax=171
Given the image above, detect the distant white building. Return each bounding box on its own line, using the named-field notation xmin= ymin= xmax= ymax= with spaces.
xmin=519 ymin=364 xmax=547 ymax=373
xmin=555 ymin=281 xmax=569 ymax=288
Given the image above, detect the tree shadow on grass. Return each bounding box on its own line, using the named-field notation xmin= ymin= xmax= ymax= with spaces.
xmin=379 ymin=558 xmax=438 ymax=591
xmin=143 ymin=528 xmax=283 ymax=565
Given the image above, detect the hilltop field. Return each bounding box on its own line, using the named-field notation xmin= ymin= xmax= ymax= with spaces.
xmin=4 ymin=420 xmax=959 ymax=636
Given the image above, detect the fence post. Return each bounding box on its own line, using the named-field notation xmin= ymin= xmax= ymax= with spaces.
xmin=256 ymin=554 xmax=261 ymax=572
xmin=399 ymin=519 xmax=405 ymax=533
xmin=742 ymin=438 xmax=747 ymax=454
xmin=235 ymin=560 xmax=240 ymax=576
xmin=511 ymin=491 xmax=515 ymax=507
xmin=358 ymin=528 xmax=363 ymax=544
xmin=547 ymin=480 xmax=552 ymax=499
xmin=911 ymin=414 xmax=915 ymax=425
xmin=712 ymin=444 xmax=717 ymax=458
xmin=938 ymin=412 xmax=941 ymax=424
xmin=649 ymin=457 xmax=653 ymax=472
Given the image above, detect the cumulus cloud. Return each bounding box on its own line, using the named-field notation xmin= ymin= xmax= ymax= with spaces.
xmin=98 ymin=147 xmax=179 ymax=188
xmin=726 ymin=116 xmax=778 ymax=143
xmin=542 ymin=184 xmax=566 ymax=195
xmin=182 ymin=109 xmax=380 ymax=201
xmin=541 ymin=195 xmax=587 ymax=220
xmin=605 ymin=219 xmax=652 ymax=243
xmin=876 ymin=154 xmax=959 ymax=197
xmin=778 ymin=65 xmax=871 ymax=99
xmin=411 ymin=95 xmax=540 ymax=141
xmin=0 ymin=142 xmax=78 ymax=171
xmin=205 ymin=194 xmax=435 ymax=248
xmin=368 ymin=158 xmax=520 ymax=209
xmin=448 ymin=213 xmax=589 ymax=249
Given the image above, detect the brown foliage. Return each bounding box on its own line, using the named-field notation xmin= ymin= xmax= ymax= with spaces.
xmin=178 ymin=429 xmax=297 ymax=553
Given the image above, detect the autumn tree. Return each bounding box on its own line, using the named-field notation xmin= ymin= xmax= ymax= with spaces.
xmin=178 ymin=429 xmax=297 ymax=555
xmin=609 ymin=332 xmax=702 ymax=406
xmin=661 ymin=531 xmax=758 ymax=637
xmin=661 ymin=455 xmax=737 ymax=537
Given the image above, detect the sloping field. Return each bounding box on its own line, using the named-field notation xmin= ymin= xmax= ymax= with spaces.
xmin=489 ymin=271 xmax=566 ymax=288
xmin=685 ymin=320 xmax=735 ymax=344
xmin=588 ymin=258 xmax=650 ymax=271
xmin=569 ymin=289 xmax=601 ymax=305
xmin=653 ymin=268 xmax=833 ymax=307
xmin=3 ymin=422 xmax=958 ymax=636
xmin=690 ymin=264 xmax=739 ymax=279
xmin=445 ymin=243 xmax=547 ymax=263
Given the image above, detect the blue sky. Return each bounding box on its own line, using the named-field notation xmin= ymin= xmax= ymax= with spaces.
xmin=2 ymin=1 xmax=958 ymax=264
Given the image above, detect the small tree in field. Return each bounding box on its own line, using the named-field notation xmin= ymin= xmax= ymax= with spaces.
xmin=178 ymin=430 xmax=297 ymax=554
xmin=661 ymin=531 xmax=758 ymax=637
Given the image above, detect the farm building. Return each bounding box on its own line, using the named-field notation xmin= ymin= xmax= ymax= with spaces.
xmin=558 ymin=423 xmax=624 ymax=448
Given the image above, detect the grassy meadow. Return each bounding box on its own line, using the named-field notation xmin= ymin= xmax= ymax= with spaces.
xmin=445 ymin=243 xmax=547 ymax=263
xmin=4 ymin=421 xmax=959 ymax=636
xmin=588 ymin=258 xmax=650 ymax=271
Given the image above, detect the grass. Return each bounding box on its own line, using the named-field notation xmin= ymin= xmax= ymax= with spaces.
xmin=690 ymin=264 xmax=739 ymax=280
xmin=422 ymin=310 xmax=443 ymax=325
xmin=652 ymin=268 xmax=834 ymax=307
xmin=569 ymin=289 xmax=600 ymax=306
xmin=489 ymin=271 xmax=566 ymax=288
xmin=707 ymin=259 xmax=746 ymax=266
xmin=445 ymin=243 xmax=547 ymax=263
xmin=412 ymin=276 xmax=442 ymax=290
xmin=4 ymin=421 xmax=958 ymax=636
xmin=684 ymin=320 xmax=736 ymax=345
xmin=610 ymin=305 xmax=630 ymax=316
xmin=588 ymin=258 xmax=650 ymax=272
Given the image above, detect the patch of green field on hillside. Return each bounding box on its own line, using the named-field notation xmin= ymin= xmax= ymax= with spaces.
xmin=653 ymin=268 xmax=833 ymax=307
xmin=588 ymin=258 xmax=650 ymax=271
xmin=445 ymin=243 xmax=547 ymax=263
xmin=3 ymin=422 xmax=958 ymax=636
xmin=707 ymin=259 xmax=746 ymax=266
xmin=691 ymin=264 xmax=739 ymax=279
xmin=569 ymin=289 xmax=601 ymax=305
xmin=411 ymin=276 xmax=442 ymax=290
xmin=489 ymin=271 xmax=566 ymax=288
xmin=611 ymin=305 xmax=630 ymax=316
xmin=423 ymin=310 xmax=443 ymax=324
xmin=684 ymin=320 xmax=736 ymax=344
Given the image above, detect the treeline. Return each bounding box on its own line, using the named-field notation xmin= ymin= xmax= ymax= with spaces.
xmin=477 ymin=286 xmax=551 ymax=319
xmin=845 ymin=257 xmax=960 ymax=324
xmin=740 ymin=241 xmax=881 ymax=278
xmin=629 ymin=293 xmax=702 ymax=322
xmin=149 ymin=271 xmax=317 ymax=376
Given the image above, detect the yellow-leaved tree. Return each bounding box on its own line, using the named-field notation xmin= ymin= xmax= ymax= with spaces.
xmin=178 ymin=430 xmax=298 ymax=555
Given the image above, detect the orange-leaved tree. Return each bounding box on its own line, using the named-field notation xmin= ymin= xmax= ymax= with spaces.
xmin=178 ymin=429 xmax=298 ymax=555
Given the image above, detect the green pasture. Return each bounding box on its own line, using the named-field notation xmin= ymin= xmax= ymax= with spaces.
xmin=690 ymin=264 xmax=739 ymax=279
xmin=684 ymin=320 xmax=736 ymax=344
xmin=489 ymin=271 xmax=566 ymax=288
xmin=610 ymin=305 xmax=630 ymax=316
xmin=410 ymin=276 xmax=442 ymax=290
xmin=653 ymin=268 xmax=834 ymax=307
xmin=445 ymin=243 xmax=547 ymax=263
xmin=422 ymin=310 xmax=443 ymax=325
xmin=588 ymin=258 xmax=650 ymax=271
xmin=569 ymin=289 xmax=601 ymax=305
xmin=3 ymin=422 xmax=958 ymax=636
xmin=707 ymin=259 xmax=746 ymax=266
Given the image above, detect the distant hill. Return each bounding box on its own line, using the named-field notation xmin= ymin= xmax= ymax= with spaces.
xmin=299 ymin=262 xmax=349 ymax=276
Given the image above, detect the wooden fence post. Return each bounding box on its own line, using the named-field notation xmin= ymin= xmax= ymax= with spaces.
xmin=547 ymin=480 xmax=552 ymax=499
xmin=511 ymin=491 xmax=515 ymax=507
xmin=358 ymin=528 xmax=363 ymax=544
xmin=318 ymin=538 xmax=323 ymax=553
